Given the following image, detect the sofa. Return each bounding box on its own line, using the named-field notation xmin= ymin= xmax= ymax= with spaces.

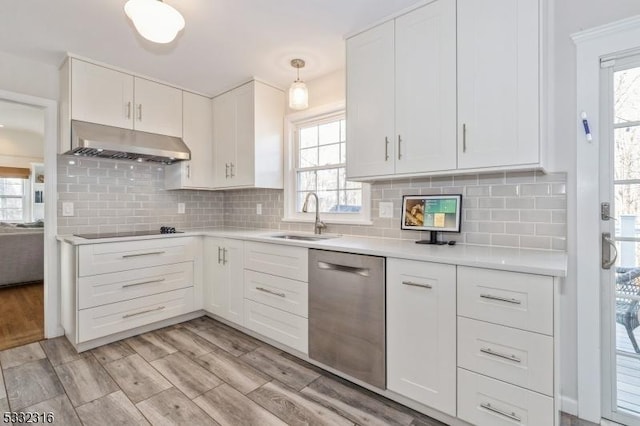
xmin=0 ymin=229 xmax=44 ymax=287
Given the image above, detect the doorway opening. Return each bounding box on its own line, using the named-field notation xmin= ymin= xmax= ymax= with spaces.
xmin=0 ymin=99 xmax=46 ymax=350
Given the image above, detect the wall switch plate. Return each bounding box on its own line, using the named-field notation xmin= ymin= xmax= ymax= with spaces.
xmin=379 ymin=202 xmax=393 ymax=218
xmin=177 ymin=203 xmax=185 ymax=214
xmin=62 ymin=202 xmax=74 ymax=217
xmin=256 ymin=203 xmax=262 ymax=215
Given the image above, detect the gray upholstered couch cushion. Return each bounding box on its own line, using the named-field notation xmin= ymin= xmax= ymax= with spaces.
xmin=0 ymin=232 xmax=44 ymax=286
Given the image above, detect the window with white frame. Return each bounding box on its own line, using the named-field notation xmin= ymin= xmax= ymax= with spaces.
xmin=285 ymin=107 xmax=371 ymax=224
xmin=0 ymin=178 xmax=26 ymax=222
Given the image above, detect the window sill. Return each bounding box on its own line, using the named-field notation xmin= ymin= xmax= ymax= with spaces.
xmin=281 ymin=217 xmax=374 ymax=226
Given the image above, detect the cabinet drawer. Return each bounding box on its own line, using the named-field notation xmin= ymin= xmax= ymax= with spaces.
xmin=244 ymin=270 xmax=308 ymax=317
xmin=243 ymin=300 xmax=308 ymax=354
xmin=244 ymin=242 xmax=308 ymax=282
xmin=457 ymin=266 xmax=553 ymax=335
xmin=78 ymin=262 xmax=194 ymax=309
xmin=78 ymin=237 xmax=196 ymax=277
xmin=458 ymin=317 xmax=553 ymax=396
xmin=458 ymin=368 xmax=555 ymax=426
xmin=78 ymin=287 xmax=195 ymax=342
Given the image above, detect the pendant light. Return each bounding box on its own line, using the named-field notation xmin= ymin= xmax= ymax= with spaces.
xmin=289 ymin=59 xmax=309 ymax=110
xmin=124 ymin=0 xmax=185 ymax=44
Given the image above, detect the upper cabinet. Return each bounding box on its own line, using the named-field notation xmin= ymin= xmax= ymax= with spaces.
xmin=457 ymin=0 xmax=539 ymax=169
xmin=347 ymin=0 xmax=457 ymax=179
xmin=212 ymin=80 xmax=284 ymax=189
xmin=60 ymin=57 xmax=183 ymax=153
xmin=165 ymin=92 xmax=213 ymax=190
xmin=346 ymin=0 xmax=543 ymax=180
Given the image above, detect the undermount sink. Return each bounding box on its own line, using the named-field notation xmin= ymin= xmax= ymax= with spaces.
xmin=268 ymin=233 xmax=339 ymax=242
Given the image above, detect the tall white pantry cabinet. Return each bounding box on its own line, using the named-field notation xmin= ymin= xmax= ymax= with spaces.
xmin=346 ymin=0 xmax=544 ymax=180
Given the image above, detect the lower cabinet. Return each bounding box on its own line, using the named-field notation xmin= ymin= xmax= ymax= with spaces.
xmin=386 ymin=258 xmax=457 ymax=416
xmin=203 ymin=237 xmax=244 ymax=325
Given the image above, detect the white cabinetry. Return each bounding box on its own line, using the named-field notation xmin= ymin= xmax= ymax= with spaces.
xmin=60 ymin=237 xmax=199 ymax=351
xmin=60 ymin=57 xmax=183 ymax=152
xmin=165 ymin=92 xmax=214 ymax=189
xmin=346 ymin=0 xmax=543 ymax=180
xmin=457 ymin=0 xmax=540 ymax=169
xmin=456 ymin=266 xmax=557 ymax=425
xmin=386 ymin=258 xmax=456 ymax=416
xmin=203 ymin=237 xmax=244 ymax=325
xmin=347 ymin=0 xmax=456 ymax=179
xmin=212 ymin=80 xmax=284 ymax=189
xmin=243 ymin=242 xmax=309 ymax=353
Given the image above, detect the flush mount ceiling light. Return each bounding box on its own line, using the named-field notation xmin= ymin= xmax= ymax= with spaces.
xmin=289 ymin=59 xmax=309 ymax=110
xmin=124 ymin=0 xmax=185 ymax=44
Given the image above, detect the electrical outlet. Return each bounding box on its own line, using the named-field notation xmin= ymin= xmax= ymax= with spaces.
xmin=256 ymin=203 xmax=262 ymax=215
xmin=177 ymin=203 xmax=185 ymax=214
xmin=379 ymin=202 xmax=393 ymax=218
xmin=62 ymin=202 xmax=74 ymax=217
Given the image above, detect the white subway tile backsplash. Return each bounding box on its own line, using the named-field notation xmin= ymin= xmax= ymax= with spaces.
xmin=57 ymin=158 xmax=566 ymax=251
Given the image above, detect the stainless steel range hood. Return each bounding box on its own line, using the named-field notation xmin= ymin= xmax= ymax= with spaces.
xmin=67 ymin=120 xmax=190 ymax=164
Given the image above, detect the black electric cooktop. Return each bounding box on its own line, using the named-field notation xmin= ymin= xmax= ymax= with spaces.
xmin=74 ymin=228 xmax=183 ymax=239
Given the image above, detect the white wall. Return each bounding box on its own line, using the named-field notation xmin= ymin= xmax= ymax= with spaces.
xmin=0 ymin=51 xmax=59 ymax=101
xmin=0 ymin=128 xmax=45 ymax=168
xmin=550 ymin=0 xmax=640 ymax=412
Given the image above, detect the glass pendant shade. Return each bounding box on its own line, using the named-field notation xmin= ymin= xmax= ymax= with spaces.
xmin=124 ymin=0 xmax=185 ymax=44
xmin=289 ymin=80 xmax=309 ymax=110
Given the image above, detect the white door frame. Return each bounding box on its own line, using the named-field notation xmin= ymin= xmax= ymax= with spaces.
xmin=573 ymin=15 xmax=640 ymax=423
xmin=0 ymin=89 xmax=62 ymax=339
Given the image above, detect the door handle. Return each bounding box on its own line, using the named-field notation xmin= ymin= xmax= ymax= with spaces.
xmin=225 ymin=163 xmax=230 ymax=178
xmin=317 ymin=261 xmax=370 ymax=277
xmin=602 ymin=232 xmax=618 ymax=269
xmin=480 ymin=403 xmax=521 ymax=422
xmin=462 ymin=123 xmax=467 ymax=153
xmin=122 ymin=251 xmax=165 ymax=258
xmin=397 ymin=135 xmax=402 ymax=160
xmin=230 ymin=163 xmax=235 ymax=178
xmin=385 ymin=137 xmax=390 ymax=161
xmin=126 ymin=101 xmax=132 ymax=119
xmin=137 ymin=104 xmax=142 ymax=121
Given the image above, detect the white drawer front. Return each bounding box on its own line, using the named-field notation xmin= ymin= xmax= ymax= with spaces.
xmin=78 ymin=262 xmax=194 ymax=309
xmin=458 ymin=317 xmax=553 ymax=396
xmin=243 ymin=300 xmax=308 ymax=354
xmin=458 ymin=368 xmax=555 ymax=426
xmin=244 ymin=242 xmax=308 ymax=282
xmin=78 ymin=287 xmax=195 ymax=342
xmin=457 ymin=266 xmax=553 ymax=335
xmin=244 ymin=270 xmax=308 ymax=317
xmin=78 ymin=237 xmax=197 ymax=277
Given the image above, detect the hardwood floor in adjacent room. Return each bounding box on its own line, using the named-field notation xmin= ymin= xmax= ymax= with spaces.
xmin=0 ymin=282 xmax=44 ymax=351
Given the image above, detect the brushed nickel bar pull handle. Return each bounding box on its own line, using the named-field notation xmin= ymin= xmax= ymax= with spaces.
xmin=402 ymin=280 xmax=432 ymax=289
xmin=317 ymin=261 xmax=369 ymax=277
xmin=398 ymin=135 xmax=402 ymax=160
xmin=463 ymin=123 xmax=467 ymax=153
xmin=123 ymin=305 xmax=165 ymax=319
xmin=230 ymin=163 xmax=235 ymax=178
xmin=187 ymin=164 xmax=191 ymax=179
xmin=480 ymin=347 xmax=522 ymax=363
xmin=122 ymin=251 xmax=165 ymax=258
xmin=217 ymin=247 xmax=222 ymax=264
xmin=122 ymin=278 xmax=166 ymax=288
xmin=480 ymin=403 xmax=521 ymax=422
xmin=126 ymin=101 xmax=132 ymax=119
xmin=385 ymin=137 xmax=390 ymax=161
xmin=256 ymin=287 xmax=286 ymax=298
xmin=137 ymin=104 xmax=143 ymax=121
xmin=602 ymin=232 xmax=618 ymax=269
xmin=222 ymin=247 xmax=228 ymax=265
xmin=225 ymin=163 xmax=230 ymax=178
xmin=480 ymin=294 xmax=522 ymax=305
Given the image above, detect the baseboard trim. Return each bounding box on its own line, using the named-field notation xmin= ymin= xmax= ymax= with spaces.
xmin=561 ymin=395 xmax=579 ymax=416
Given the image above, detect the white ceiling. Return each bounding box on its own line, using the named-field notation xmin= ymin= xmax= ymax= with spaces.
xmin=0 ymin=0 xmax=423 ymax=96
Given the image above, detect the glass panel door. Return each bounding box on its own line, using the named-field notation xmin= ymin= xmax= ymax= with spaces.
xmin=602 ymin=55 xmax=640 ymax=425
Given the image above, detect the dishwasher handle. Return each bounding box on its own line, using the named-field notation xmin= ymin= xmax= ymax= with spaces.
xmin=317 ymin=261 xmax=370 ymax=277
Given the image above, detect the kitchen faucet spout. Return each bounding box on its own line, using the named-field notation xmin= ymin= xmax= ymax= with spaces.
xmin=302 ymin=192 xmax=327 ymax=235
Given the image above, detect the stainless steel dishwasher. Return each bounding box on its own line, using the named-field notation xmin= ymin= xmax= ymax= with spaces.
xmin=308 ymin=249 xmax=386 ymax=389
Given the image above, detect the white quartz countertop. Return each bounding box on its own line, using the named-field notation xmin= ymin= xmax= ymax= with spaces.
xmin=58 ymin=228 xmax=568 ymax=277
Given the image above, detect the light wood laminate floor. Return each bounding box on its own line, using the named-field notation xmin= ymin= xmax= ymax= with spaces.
xmin=0 ymin=316 xmax=591 ymax=425
xmin=0 ymin=282 xmax=44 ymax=351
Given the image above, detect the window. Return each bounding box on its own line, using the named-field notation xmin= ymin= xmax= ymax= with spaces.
xmin=0 ymin=178 xmax=26 ymax=222
xmin=284 ymin=104 xmax=371 ymax=224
